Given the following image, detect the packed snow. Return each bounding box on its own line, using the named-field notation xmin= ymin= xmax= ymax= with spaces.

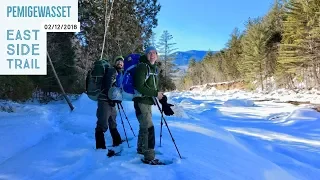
xmin=0 ymin=88 xmax=320 ymax=180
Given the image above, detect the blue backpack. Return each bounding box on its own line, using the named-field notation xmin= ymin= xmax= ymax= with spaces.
xmin=108 ymin=53 xmax=158 ymax=101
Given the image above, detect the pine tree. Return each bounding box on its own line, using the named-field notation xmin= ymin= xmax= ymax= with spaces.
xmin=156 ymin=30 xmax=178 ymax=90
xmin=217 ymin=51 xmax=228 ymax=82
xmin=277 ymin=0 xmax=320 ymax=88
xmin=135 ymin=0 xmax=161 ymax=49
xmin=262 ymin=0 xmax=285 ymax=87
xmin=300 ymin=0 xmax=320 ymax=86
xmin=277 ymin=1 xmax=305 ymax=75
xmin=240 ymin=17 xmax=270 ymax=90
xmin=224 ymin=28 xmax=243 ymax=80
xmin=157 ymin=30 xmax=178 ymax=78
xmin=188 ymin=58 xmax=197 ymax=68
xmin=202 ymin=51 xmax=218 ymax=83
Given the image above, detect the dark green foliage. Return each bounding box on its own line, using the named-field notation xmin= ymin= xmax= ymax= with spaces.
xmin=157 ymin=62 xmax=176 ymax=91
xmin=0 ymin=76 xmax=35 ymax=102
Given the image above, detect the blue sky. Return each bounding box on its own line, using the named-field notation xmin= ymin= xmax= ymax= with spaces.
xmin=153 ymin=0 xmax=275 ymax=52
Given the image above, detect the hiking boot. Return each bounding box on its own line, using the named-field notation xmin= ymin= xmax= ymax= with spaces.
xmin=113 ymin=139 xmax=125 ymax=147
xmin=141 ymin=158 xmax=165 ymax=165
xmin=137 ymin=149 xmax=143 ymax=155
xmin=110 ymin=128 xmax=122 ymax=147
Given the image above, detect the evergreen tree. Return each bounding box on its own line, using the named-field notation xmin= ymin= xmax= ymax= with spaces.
xmin=240 ymin=17 xmax=270 ymax=90
xmin=224 ymin=28 xmax=243 ymax=80
xmin=156 ymin=30 xmax=178 ymax=91
xmin=262 ymin=0 xmax=285 ymax=87
xmin=277 ymin=0 xmax=305 ymax=75
xmin=277 ymin=0 xmax=320 ymax=88
xmin=157 ymin=30 xmax=178 ymax=78
xmin=188 ymin=58 xmax=197 ymax=68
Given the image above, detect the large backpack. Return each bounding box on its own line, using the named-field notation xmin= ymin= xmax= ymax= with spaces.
xmin=108 ymin=53 xmax=158 ymax=101
xmin=86 ymin=59 xmax=110 ymax=101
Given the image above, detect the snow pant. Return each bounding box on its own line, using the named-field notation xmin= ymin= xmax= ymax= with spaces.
xmin=134 ymin=101 xmax=155 ymax=161
xmin=95 ymin=100 xmax=122 ymax=147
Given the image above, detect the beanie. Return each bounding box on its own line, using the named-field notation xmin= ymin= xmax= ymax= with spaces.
xmin=114 ymin=55 xmax=124 ymax=62
xmin=145 ymin=46 xmax=157 ymax=54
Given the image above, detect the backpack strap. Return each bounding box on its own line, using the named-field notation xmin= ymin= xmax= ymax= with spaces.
xmin=100 ymin=66 xmax=109 ymax=93
xmin=145 ymin=63 xmax=150 ymax=82
xmin=142 ymin=63 xmax=157 ymax=90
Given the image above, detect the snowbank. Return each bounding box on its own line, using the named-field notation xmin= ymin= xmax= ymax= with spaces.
xmin=0 ymin=104 xmax=56 ymax=165
xmin=0 ymin=100 xmax=23 ymax=113
xmin=281 ymin=108 xmax=320 ymax=126
xmin=223 ymin=99 xmax=256 ymax=107
xmin=188 ymin=82 xmax=320 ymax=104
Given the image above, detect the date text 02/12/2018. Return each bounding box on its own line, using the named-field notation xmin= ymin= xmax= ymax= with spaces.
xmin=43 ymin=24 xmax=78 ymax=30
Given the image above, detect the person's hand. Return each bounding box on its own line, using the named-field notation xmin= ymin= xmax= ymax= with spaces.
xmin=159 ymin=95 xmax=174 ymax=116
xmin=157 ymin=92 xmax=164 ymax=100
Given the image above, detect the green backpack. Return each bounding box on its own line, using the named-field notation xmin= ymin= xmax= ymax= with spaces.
xmin=86 ymin=59 xmax=110 ymax=101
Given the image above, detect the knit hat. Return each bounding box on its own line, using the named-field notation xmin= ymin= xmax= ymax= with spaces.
xmin=114 ymin=55 xmax=124 ymax=62
xmin=145 ymin=46 xmax=157 ymax=54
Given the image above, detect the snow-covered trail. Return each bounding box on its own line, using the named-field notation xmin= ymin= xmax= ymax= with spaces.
xmin=0 ymin=92 xmax=319 ymax=180
xmin=169 ymin=92 xmax=320 ymax=179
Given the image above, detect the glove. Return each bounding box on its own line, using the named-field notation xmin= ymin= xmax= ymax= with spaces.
xmin=159 ymin=95 xmax=174 ymax=116
xmin=162 ymin=103 xmax=174 ymax=116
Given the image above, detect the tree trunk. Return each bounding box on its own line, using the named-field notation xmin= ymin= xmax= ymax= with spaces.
xmin=312 ymin=60 xmax=320 ymax=87
xmin=259 ymin=62 xmax=264 ymax=91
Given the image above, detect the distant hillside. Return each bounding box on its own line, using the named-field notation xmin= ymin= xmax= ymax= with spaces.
xmin=165 ymin=50 xmax=218 ymax=81
xmin=172 ymin=50 xmax=218 ymax=66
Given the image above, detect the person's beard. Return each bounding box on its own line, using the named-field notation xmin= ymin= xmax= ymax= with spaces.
xmin=116 ymin=66 xmax=122 ymax=71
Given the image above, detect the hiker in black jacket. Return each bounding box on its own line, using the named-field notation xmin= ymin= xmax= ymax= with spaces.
xmin=95 ymin=56 xmax=124 ymax=149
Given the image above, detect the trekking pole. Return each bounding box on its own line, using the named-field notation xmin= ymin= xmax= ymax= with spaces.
xmin=119 ymin=103 xmax=136 ymax=137
xmin=154 ymin=98 xmax=165 ymax=147
xmin=117 ymin=103 xmax=129 ymax=148
xmin=154 ymin=98 xmax=166 ymax=147
xmin=160 ymin=111 xmax=164 ymax=147
xmin=153 ymin=97 xmax=182 ymax=159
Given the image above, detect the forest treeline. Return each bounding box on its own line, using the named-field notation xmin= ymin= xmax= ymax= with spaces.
xmin=179 ymin=0 xmax=320 ymax=91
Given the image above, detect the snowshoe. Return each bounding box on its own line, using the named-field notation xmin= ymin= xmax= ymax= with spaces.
xmin=107 ymin=149 xmax=122 ymax=157
xmin=141 ymin=158 xmax=166 ymax=165
xmin=106 ymin=146 xmax=123 ymax=158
